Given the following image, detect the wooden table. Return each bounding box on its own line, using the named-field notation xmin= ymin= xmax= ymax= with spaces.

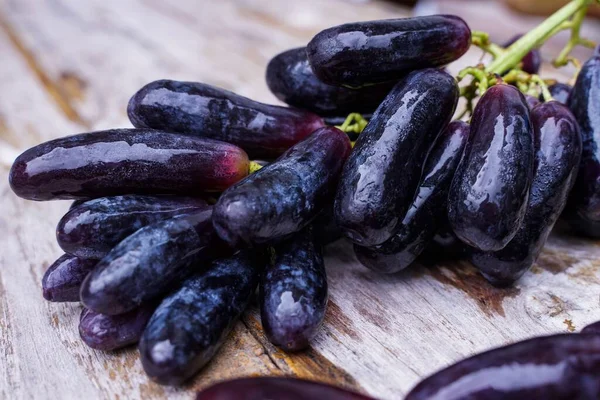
xmin=1 ymin=1 xmax=599 ymax=399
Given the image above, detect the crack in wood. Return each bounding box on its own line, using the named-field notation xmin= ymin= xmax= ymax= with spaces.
xmin=241 ymin=311 xmax=364 ymax=393
xmin=0 ymin=17 xmax=89 ymax=128
xmin=240 ymin=318 xmax=283 ymax=372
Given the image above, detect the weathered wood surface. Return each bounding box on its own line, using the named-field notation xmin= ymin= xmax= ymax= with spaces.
xmin=0 ymin=1 xmax=599 ymax=399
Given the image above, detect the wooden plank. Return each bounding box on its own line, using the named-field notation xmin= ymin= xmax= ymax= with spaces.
xmin=1 ymin=1 xmax=599 ymax=399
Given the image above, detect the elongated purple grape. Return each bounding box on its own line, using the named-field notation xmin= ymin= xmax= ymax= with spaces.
xmin=503 ymin=34 xmax=541 ymax=75
xmin=448 ymin=84 xmax=534 ymax=251
xmin=471 ymin=102 xmax=581 ymax=286
xmin=139 ymin=250 xmax=263 ymax=385
xmin=213 ymin=127 xmax=351 ymax=247
xmin=127 ymin=80 xmax=325 ymax=159
xmin=79 ymin=306 xmax=155 ymax=351
xmin=57 ymin=195 xmax=208 ymax=259
xmin=196 ymin=377 xmax=374 ymax=400
xmin=354 ymin=121 xmax=469 ymax=273
xmin=81 ymin=208 xmax=224 ymax=315
xmin=9 ymin=129 xmax=249 ymax=201
xmin=266 ymin=47 xmax=394 ymax=117
xmin=335 ymin=69 xmax=458 ymax=246
xmin=261 ymin=227 xmax=327 ymax=351
xmin=583 ymin=321 xmax=600 ymax=334
xmin=544 ymin=83 xmax=571 ymax=105
xmin=306 ymin=15 xmax=471 ymax=87
xmin=564 ymin=53 xmax=600 ymax=236
xmin=42 ymin=254 xmax=97 ymax=302
xmin=405 ymin=334 xmax=600 ymax=400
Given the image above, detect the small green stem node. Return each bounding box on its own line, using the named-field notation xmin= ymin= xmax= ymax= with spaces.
xmin=249 ymin=161 xmax=264 ymax=174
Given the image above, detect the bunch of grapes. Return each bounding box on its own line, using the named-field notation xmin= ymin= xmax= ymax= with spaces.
xmin=8 ymin=1 xmax=600 ymax=398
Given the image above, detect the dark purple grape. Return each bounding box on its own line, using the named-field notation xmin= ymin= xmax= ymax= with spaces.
xmin=57 ymin=195 xmax=208 ymax=259
xmin=266 ymin=47 xmax=394 ymax=117
xmin=524 ymin=94 xmax=541 ymax=110
xmin=127 ymin=80 xmax=325 ymax=159
xmin=335 ymin=69 xmax=458 ymax=246
xmin=195 ymin=377 xmax=374 ymax=400
xmin=42 ymin=254 xmax=97 ymax=302
xmin=583 ymin=321 xmax=600 ymax=334
xmin=81 ymin=209 xmax=224 ymax=315
xmin=139 ymin=250 xmax=264 ymax=385
xmin=354 ymin=121 xmax=469 ymax=273
xmin=545 ymin=83 xmax=572 ymax=105
xmin=564 ymin=54 xmax=600 ymax=236
xmin=9 ymin=129 xmax=249 ymax=201
xmin=306 ymin=15 xmax=471 ymax=87
xmin=503 ymin=34 xmax=541 ymax=75
xmin=448 ymin=84 xmax=534 ymax=251
xmin=213 ymin=127 xmax=351 ymax=247
xmin=79 ymin=306 xmax=155 ymax=351
xmin=405 ymin=334 xmax=600 ymax=400
xmin=261 ymin=227 xmax=327 ymax=351
xmin=470 ymin=102 xmax=581 ymax=286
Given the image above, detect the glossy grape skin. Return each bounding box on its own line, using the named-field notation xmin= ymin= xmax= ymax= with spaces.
xmin=335 ymin=69 xmax=458 ymax=247
xmin=582 ymin=321 xmax=600 ymax=334
xmin=470 ymin=102 xmax=581 ymax=286
xmin=266 ymin=47 xmax=394 ymax=117
xmin=9 ymin=129 xmax=249 ymax=201
xmin=306 ymin=15 xmax=471 ymax=88
xmin=213 ymin=127 xmax=351 ymax=247
xmin=139 ymin=250 xmax=263 ymax=385
xmin=448 ymin=84 xmax=534 ymax=251
xmin=354 ymin=121 xmax=469 ymax=273
xmin=564 ymin=54 xmax=600 ymax=236
xmin=405 ymin=334 xmax=600 ymax=400
xmin=195 ymin=377 xmax=374 ymax=400
xmin=42 ymin=254 xmax=97 ymax=302
xmin=57 ymin=195 xmax=208 ymax=259
xmin=79 ymin=306 xmax=155 ymax=351
xmin=545 ymin=83 xmax=572 ymax=105
xmin=81 ymin=209 xmax=224 ymax=315
xmin=503 ymin=35 xmax=541 ymax=75
xmin=127 ymin=80 xmax=325 ymax=159
xmin=261 ymin=228 xmax=327 ymax=351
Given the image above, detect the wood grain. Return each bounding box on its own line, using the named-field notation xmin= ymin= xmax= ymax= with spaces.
xmin=0 ymin=1 xmax=599 ymax=399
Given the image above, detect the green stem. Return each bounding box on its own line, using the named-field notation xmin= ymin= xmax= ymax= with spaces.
xmin=554 ymin=5 xmax=597 ymax=67
xmin=531 ymin=75 xmax=553 ymax=101
xmin=486 ymin=0 xmax=592 ymax=75
xmin=458 ymin=66 xmax=490 ymax=93
xmin=472 ymin=31 xmax=506 ymax=59
xmin=248 ymin=161 xmax=263 ymax=174
xmin=335 ymin=113 xmax=368 ymax=135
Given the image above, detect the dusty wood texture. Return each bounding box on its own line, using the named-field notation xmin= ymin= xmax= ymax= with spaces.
xmin=1 ymin=1 xmax=599 ymax=399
